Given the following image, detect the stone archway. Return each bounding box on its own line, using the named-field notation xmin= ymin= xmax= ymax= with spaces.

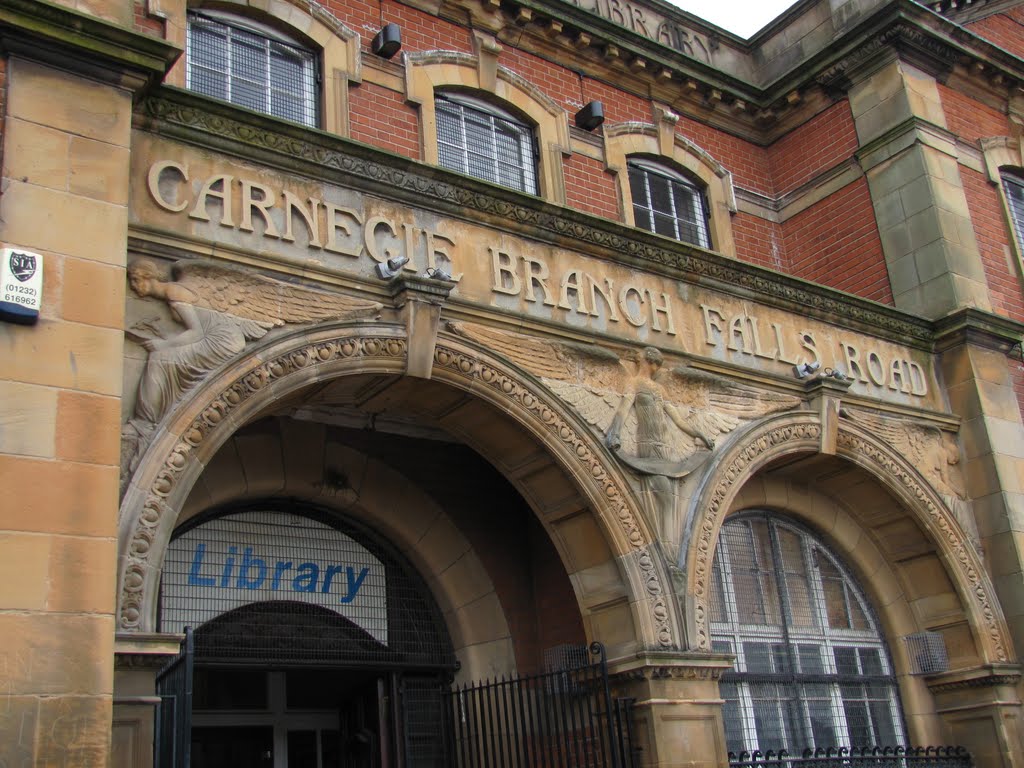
xmin=682 ymin=411 xmax=1014 ymax=667
xmin=117 ymin=321 xmax=676 ymax=656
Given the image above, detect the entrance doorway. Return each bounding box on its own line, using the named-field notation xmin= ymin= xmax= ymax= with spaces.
xmin=190 ymin=668 xmax=388 ymax=768
xmin=156 ymin=506 xmax=457 ymax=768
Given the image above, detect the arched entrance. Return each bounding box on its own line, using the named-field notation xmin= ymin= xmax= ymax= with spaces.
xmin=118 ymin=324 xmax=675 ymax=656
xmin=118 ymin=323 xmax=677 ymax=767
xmin=681 ymin=412 xmax=1019 ymax=764
xmin=157 ymin=503 xmax=457 ymax=767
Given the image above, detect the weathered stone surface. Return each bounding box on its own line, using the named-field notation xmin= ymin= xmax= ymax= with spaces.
xmin=0 ymin=455 xmax=119 ymax=536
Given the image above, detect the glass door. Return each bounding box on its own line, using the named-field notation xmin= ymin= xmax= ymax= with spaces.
xmin=190 ymin=668 xmax=388 ymax=768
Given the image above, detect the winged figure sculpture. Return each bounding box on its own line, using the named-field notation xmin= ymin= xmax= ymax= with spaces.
xmin=841 ymin=408 xmax=965 ymax=501
xmin=121 ymin=258 xmax=382 ymax=483
xmin=448 ymin=321 xmax=800 ymax=479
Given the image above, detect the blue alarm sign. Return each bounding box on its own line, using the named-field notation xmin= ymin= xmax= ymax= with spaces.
xmin=1 ymin=247 xmax=43 ymax=325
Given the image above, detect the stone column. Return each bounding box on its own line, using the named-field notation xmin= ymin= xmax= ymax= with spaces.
xmin=610 ymin=654 xmax=734 ymax=768
xmin=849 ymin=55 xmax=991 ymax=318
xmin=936 ymin=312 xmax=1024 ymax=662
xmin=0 ymin=3 xmax=177 ymax=765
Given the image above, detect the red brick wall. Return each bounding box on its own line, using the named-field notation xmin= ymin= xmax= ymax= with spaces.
xmin=322 ymin=0 xmax=473 ymax=56
xmin=134 ymin=1 xmax=164 ymax=36
xmin=939 ymin=84 xmax=1010 ymax=143
xmin=677 ymin=113 xmax=773 ymax=195
xmin=349 ymin=82 xmax=420 ymax=160
xmin=733 ymin=211 xmax=786 ymax=271
xmin=967 ymin=9 xmax=1024 ymax=59
xmin=584 ymin=78 xmax=654 ymax=124
xmin=962 ymin=165 xmax=1024 ymax=322
xmin=1013 ymin=357 xmax=1024 ymax=426
xmin=768 ymin=101 xmax=858 ymax=196
xmin=782 ymin=178 xmax=894 ymax=303
xmin=564 ymin=153 xmax=620 ymax=220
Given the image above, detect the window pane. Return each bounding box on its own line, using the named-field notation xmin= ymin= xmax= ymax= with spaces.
xmin=834 ymin=647 xmax=859 ymax=676
xmin=628 ymin=166 xmax=649 ymax=207
xmin=1004 ymin=175 xmax=1024 ymax=247
xmin=186 ymin=13 xmax=317 ymax=127
xmin=798 ymin=644 xmax=824 ymax=674
xmin=628 ymin=163 xmax=709 ymax=246
xmin=715 ymin=516 xmax=905 ymax=755
xmin=720 ymin=681 xmax=745 ymax=755
xmin=816 ymin=551 xmax=852 ymax=629
xmin=779 ymin=528 xmax=814 ymax=627
xmin=843 ymin=698 xmax=871 ymax=747
xmin=751 ymin=687 xmax=786 ymax=752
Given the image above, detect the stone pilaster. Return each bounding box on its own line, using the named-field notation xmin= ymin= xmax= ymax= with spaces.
xmin=610 ymin=653 xmax=734 ymax=768
xmin=850 ymin=57 xmax=991 ymax=318
xmin=935 ymin=311 xmax=1024 ymax=661
xmin=0 ymin=4 xmax=176 ymax=766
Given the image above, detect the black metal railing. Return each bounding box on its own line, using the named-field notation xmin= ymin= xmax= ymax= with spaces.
xmin=729 ymin=746 xmax=972 ymax=768
xmin=442 ymin=642 xmax=638 ymax=768
xmin=155 ymin=627 xmax=194 ymax=768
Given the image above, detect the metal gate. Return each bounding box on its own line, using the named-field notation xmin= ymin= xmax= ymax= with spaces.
xmin=442 ymin=642 xmax=638 ymax=768
xmin=155 ymin=627 xmax=194 ymax=768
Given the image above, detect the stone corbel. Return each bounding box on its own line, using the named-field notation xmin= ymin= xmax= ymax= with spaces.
xmin=389 ymin=273 xmax=455 ymax=379
xmin=472 ymin=30 xmax=502 ymax=93
xmin=803 ymin=374 xmax=853 ymax=455
xmin=653 ymin=104 xmax=679 ymax=157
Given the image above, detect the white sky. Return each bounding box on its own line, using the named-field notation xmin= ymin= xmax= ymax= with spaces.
xmin=665 ymin=0 xmax=800 ymax=38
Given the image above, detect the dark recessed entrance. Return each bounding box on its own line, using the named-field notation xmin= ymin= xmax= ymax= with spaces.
xmin=155 ymin=505 xmax=457 ymax=768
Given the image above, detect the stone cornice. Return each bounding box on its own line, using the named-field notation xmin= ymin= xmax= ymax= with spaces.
xmin=410 ymin=0 xmax=1024 ymax=143
xmin=137 ymin=86 xmax=944 ymax=349
xmin=926 ymin=663 xmax=1023 ymax=693
xmin=0 ymin=0 xmax=180 ymax=92
xmin=933 ymin=307 xmax=1024 ymax=353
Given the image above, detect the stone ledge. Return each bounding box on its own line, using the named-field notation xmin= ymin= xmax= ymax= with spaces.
xmin=0 ymin=0 xmax=180 ymax=92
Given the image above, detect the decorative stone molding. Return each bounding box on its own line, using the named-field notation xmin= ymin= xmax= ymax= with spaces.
xmin=0 ymin=0 xmax=180 ymax=92
xmin=117 ymin=326 xmax=677 ymax=650
xmin=603 ymin=120 xmax=737 ymax=257
xmin=138 ymin=88 xmax=936 ymax=348
xmin=403 ymin=50 xmax=571 ymax=203
xmin=926 ymin=664 xmax=1023 ymax=694
xmin=683 ymin=413 xmax=1013 ymax=666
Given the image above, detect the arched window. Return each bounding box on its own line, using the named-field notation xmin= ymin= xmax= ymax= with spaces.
xmin=627 ymin=158 xmax=710 ymax=248
xmin=1002 ymin=171 xmax=1024 ymax=249
xmin=435 ymin=92 xmax=538 ymax=195
xmin=710 ymin=513 xmax=904 ymax=756
xmin=186 ymin=10 xmax=318 ymax=127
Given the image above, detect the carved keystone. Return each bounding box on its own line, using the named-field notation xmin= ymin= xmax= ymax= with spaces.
xmin=389 ymin=273 xmax=455 ymax=379
xmin=803 ymin=374 xmax=854 ymax=455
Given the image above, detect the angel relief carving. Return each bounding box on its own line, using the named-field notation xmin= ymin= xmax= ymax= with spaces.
xmin=448 ymin=322 xmax=800 ymax=537
xmin=120 ymin=258 xmax=382 ymax=483
xmin=841 ymin=408 xmax=978 ymax=544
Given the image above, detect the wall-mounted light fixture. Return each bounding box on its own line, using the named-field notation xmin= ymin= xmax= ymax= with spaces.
xmin=374 ymin=254 xmax=409 ymax=280
xmin=372 ymin=23 xmax=402 ymax=58
xmin=793 ymin=360 xmax=821 ymax=378
xmin=425 ymin=266 xmax=452 ymax=281
xmin=574 ymin=101 xmax=605 ymax=131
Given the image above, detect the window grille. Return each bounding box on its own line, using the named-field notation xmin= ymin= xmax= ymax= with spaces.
xmin=435 ymin=94 xmax=538 ymax=195
xmin=187 ymin=12 xmax=318 ymax=127
xmin=628 ymin=159 xmax=711 ymax=248
xmin=1002 ymin=172 xmax=1024 ymax=252
xmin=711 ymin=513 xmax=904 ymax=756
xmin=159 ymin=506 xmax=456 ymax=670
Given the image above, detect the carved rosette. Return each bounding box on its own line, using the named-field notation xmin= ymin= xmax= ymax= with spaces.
xmin=685 ymin=415 xmax=1011 ymax=666
xmin=119 ymin=333 xmax=676 ymax=649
